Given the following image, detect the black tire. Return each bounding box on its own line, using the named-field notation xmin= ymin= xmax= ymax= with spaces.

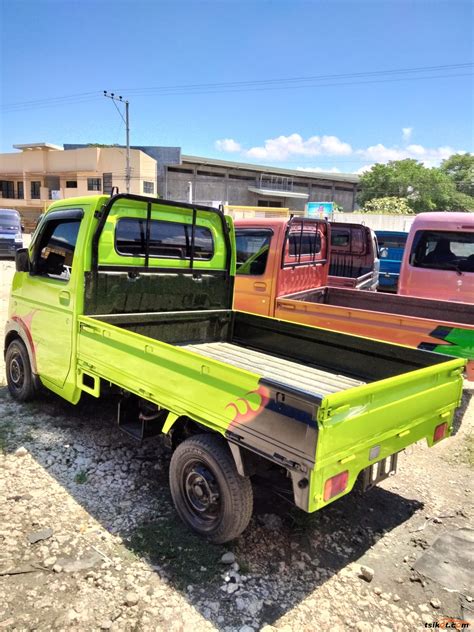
xmin=169 ymin=434 xmax=253 ymax=543
xmin=5 ymin=339 xmax=36 ymax=402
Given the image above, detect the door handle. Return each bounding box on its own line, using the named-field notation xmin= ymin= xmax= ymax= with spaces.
xmin=59 ymin=290 xmax=71 ymax=306
xmin=253 ymin=282 xmax=267 ymax=291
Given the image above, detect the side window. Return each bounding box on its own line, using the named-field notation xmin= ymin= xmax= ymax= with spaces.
xmin=115 ymin=218 xmax=214 ymax=260
xmin=35 ymin=219 xmax=81 ymax=280
xmin=235 ymin=230 xmax=272 ymax=276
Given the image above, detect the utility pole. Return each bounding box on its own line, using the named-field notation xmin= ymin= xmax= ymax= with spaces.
xmin=103 ymin=91 xmax=130 ymax=193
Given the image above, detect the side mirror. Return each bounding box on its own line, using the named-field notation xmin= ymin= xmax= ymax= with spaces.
xmin=15 ymin=248 xmax=30 ymax=272
xmin=21 ymin=224 xmax=25 ymax=232
xmin=380 ymin=247 xmax=389 ymax=259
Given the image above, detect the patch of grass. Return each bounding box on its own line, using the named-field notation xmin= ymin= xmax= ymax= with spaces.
xmin=238 ymin=559 xmax=251 ymax=574
xmin=74 ymin=470 xmax=88 ymax=484
xmin=0 ymin=421 xmax=15 ymax=454
xmin=288 ymin=506 xmax=318 ymax=532
xmin=129 ymin=517 xmax=225 ymax=590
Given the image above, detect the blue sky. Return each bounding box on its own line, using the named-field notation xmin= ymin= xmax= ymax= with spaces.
xmin=1 ymin=0 xmax=472 ymax=174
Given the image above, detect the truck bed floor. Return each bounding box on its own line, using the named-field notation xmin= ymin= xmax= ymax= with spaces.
xmin=183 ymin=342 xmax=365 ymax=396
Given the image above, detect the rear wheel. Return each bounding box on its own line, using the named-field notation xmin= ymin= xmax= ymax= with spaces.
xmin=5 ymin=339 xmax=36 ymax=402
xmin=169 ymin=434 xmax=253 ymax=543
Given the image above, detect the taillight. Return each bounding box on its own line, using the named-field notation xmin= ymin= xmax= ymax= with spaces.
xmin=433 ymin=422 xmax=448 ymax=443
xmin=324 ymin=471 xmax=349 ymax=501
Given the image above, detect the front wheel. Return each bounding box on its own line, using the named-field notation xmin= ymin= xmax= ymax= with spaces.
xmin=5 ymin=339 xmax=36 ymax=402
xmin=169 ymin=434 xmax=253 ymax=543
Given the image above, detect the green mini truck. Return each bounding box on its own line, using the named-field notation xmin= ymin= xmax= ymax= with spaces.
xmin=4 ymin=194 xmax=465 ymax=542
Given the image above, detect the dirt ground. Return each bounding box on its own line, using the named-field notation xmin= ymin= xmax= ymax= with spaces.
xmin=0 ymin=257 xmax=473 ymax=632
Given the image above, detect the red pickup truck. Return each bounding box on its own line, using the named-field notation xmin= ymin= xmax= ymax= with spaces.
xmin=233 ymin=216 xmax=474 ymax=379
xmin=328 ymin=222 xmax=379 ymax=291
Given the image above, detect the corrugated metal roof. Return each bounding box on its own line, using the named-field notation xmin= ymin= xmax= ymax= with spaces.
xmin=181 ymin=154 xmax=359 ymax=184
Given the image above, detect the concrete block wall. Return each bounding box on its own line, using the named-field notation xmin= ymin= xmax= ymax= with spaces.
xmin=333 ymin=213 xmax=416 ymax=232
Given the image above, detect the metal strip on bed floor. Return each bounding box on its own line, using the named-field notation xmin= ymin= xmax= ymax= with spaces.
xmin=183 ymin=342 xmax=365 ymax=396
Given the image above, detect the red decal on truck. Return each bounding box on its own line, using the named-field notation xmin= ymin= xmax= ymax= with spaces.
xmin=11 ymin=310 xmax=38 ymax=354
xmin=225 ymin=385 xmax=270 ymax=425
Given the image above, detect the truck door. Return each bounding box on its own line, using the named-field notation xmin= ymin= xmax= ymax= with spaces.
xmin=14 ymin=208 xmax=84 ymax=388
xmin=234 ymin=228 xmax=274 ymax=315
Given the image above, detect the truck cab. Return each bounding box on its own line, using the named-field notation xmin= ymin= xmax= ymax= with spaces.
xmin=398 ymin=213 xmax=474 ymax=303
xmin=234 ymin=216 xmax=329 ymax=315
xmin=328 ymin=222 xmax=379 ymax=291
xmin=376 ymin=230 xmax=408 ymax=292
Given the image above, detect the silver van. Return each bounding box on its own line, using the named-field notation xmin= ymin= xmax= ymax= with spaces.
xmin=0 ymin=209 xmax=24 ymax=258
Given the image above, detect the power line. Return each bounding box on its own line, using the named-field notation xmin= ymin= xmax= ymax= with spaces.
xmin=117 ymin=62 xmax=473 ymax=93
xmin=2 ymin=63 xmax=472 ymax=112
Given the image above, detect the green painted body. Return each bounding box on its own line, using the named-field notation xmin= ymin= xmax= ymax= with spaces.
xmin=6 ymin=195 xmax=465 ymax=514
xmin=431 ymin=328 xmax=474 ymax=363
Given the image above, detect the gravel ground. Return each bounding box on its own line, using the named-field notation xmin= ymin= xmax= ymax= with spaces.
xmin=1 ymin=258 xmax=473 ymax=631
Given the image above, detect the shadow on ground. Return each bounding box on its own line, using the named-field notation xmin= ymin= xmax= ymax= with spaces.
xmin=1 ymin=383 xmax=471 ymax=628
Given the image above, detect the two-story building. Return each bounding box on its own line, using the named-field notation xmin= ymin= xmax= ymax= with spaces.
xmin=0 ymin=143 xmax=157 ymax=229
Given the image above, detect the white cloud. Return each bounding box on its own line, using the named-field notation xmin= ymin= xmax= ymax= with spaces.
xmin=245 ymin=133 xmax=352 ymax=161
xmin=297 ymin=166 xmax=341 ymax=173
xmin=214 ymin=131 xmax=465 ymax=170
xmin=356 ymin=143 xmax=459 ymax=166
xmin=215 ymin=138 xmax=241 ymax=152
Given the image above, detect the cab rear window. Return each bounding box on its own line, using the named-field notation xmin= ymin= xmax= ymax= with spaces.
xmin=331 ymin=227 xmax=366 ymax=254
xmin=289 ymin=231 xmax=321 ymax=257
xmin=116 ymin=218 xmax=214 ymax=260
xmin=377 ymin=235 xmax=407 ymax=249
xmin=410 ymin=230 xmax=474 ymax=273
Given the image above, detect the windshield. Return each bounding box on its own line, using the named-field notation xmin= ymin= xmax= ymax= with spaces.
xmin=0 ymin=211 xmax=20 ymax=230
xmin=410 ymin=230 xmax=474 ymax=273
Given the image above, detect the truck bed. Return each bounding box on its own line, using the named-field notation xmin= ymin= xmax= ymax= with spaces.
xmin=76 ymin=309 xmax=464 ymax=513
xmin=183 ymin=342 xmax=365 ymax=396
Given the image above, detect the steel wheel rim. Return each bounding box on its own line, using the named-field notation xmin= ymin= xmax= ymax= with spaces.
xmin=9 ymin=353 xmax=24 ymax=389
xmin=181 ymin=459 xmax=221 ymax=530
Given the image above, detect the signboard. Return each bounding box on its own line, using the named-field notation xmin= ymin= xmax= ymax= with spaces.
xmin=306 ymin=201 xmax=334 ymax=219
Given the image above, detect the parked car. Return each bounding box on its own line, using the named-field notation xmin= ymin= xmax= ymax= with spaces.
xmin=376 ymin=230 xmax=408 ymax=292
xmin=0 ymin=208 xmax=23 ymax=258
xmin=398 ymin=213 xmax=474 ymax=303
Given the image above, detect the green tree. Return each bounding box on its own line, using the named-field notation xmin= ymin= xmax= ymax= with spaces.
xmin=361 ymin=196 xmax=413 ymax=214
xmin=440 ymin=153 xmax=474 ymax=197
xmin=358 ymin=159 xmax=474 ymax=213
